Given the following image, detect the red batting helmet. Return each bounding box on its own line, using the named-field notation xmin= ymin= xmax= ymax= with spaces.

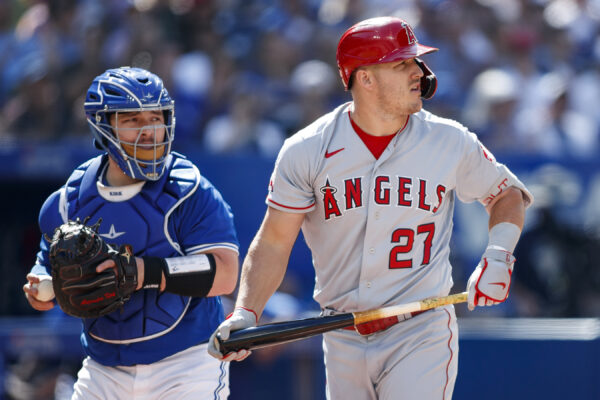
xmin=336 ymin=17 xmax=438 ymax=90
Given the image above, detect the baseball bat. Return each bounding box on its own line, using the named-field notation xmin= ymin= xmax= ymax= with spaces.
xmin=216 ymin=292 xmax=468 ymax=354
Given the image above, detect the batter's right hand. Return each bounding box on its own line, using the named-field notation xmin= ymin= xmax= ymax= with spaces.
xmin=23 ymin=273 xmax=55 ymax=312
xmin=207 ymin=307 xmax=258 ymax=362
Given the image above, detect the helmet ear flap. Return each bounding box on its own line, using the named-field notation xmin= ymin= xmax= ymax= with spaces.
xmin=415 ymin=58 xmax=437 ymax=100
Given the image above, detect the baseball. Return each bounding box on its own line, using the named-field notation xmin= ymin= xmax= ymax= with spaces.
xmin=32 ymin=276 xmax=55 ymax=302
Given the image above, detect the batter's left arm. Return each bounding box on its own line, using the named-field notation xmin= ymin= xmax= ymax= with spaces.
xmin=486 ymin=186 xmax=526 ymax=230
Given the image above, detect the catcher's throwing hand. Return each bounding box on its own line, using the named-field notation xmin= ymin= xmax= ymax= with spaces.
xmin=207 ymin=307 xmax=258 ymax=362
xmin=467 ymin=247 xmax=515 ymax=311
xmin=23 ymin=273 xmax=55 ymax=311
xmin=48 ymin=218 xmax=139 ymax=319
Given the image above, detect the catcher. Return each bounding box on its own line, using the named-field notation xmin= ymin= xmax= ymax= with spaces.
xmin=23 ymin=67 xmax=239 ymax=399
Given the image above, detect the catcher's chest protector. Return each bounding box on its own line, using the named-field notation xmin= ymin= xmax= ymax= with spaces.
xmin=61 ymin=155 xmax=197 ymax=342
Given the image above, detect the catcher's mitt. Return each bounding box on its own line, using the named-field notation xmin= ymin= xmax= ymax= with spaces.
xmin=48 ymin=218 xmax=138 ymax=318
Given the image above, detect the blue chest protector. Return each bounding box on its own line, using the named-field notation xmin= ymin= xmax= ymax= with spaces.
xmin=54 ymin=153 xmax=232 ymax=365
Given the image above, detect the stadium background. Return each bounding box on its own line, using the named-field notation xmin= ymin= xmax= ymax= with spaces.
xmin=0 ymin=0 xmax=599 ymax=399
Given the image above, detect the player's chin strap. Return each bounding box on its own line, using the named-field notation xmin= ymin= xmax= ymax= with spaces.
xmin=415 ymin=58 xmax=437 ymax=100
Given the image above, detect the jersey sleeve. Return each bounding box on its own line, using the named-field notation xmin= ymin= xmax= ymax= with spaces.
xmin=266 ymin=136 xmax=317 ymax=213
xmin=172 ymin=176 xmax=239 ymax=255
xmin=455 ymin=130 xmax=533 ymax=207
xmin=31 ymin=188 xmax=66 ymax=276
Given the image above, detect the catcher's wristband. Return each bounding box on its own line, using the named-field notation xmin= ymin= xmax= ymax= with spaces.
xmin=142 ymin=253 xmax=217 ymax=297
xmin=142 ymin=257 xmax=164 ymax=289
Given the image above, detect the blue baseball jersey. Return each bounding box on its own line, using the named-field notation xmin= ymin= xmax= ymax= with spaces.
xmin=31 ymin=153 xmax=239 ymax=366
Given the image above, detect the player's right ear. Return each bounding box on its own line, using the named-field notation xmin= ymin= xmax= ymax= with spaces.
xmin=354 ymin=68 xmax=373 ymax=90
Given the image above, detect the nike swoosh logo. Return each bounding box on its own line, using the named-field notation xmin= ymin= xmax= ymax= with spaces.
xmin=489 ymin=282 xmax=507 ymax=290
xmin=325 ymin=148 xmax=345 ymax=158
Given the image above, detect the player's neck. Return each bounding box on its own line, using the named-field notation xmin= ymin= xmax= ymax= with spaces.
xmin=350 ymin=103 xmax=409 ymax=137
xmin=105 ymin=158 xmax=141 ymax=187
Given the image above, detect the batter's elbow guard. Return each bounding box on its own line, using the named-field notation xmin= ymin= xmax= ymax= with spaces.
xmin=416 ymin=58 xmax=437 ymax=100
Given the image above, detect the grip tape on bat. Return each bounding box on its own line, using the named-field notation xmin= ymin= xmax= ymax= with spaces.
xmin=216 ymin=313 xmax=355 ymax=354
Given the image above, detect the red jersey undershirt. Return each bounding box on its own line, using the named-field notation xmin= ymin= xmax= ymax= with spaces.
xmin=348 ymin=111 xmax=409 ymax=159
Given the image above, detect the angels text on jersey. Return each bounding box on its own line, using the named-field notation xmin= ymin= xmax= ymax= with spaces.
xmin=319 ymin=175 xmax=447 ymax=220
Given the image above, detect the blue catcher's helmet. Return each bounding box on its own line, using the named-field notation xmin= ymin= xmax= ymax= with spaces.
xmin=84 ymin=67 xmax=175 ymax=181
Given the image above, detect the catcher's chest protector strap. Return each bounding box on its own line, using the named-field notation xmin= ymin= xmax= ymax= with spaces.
xmin=142 ymin=253 xmax=216 ymax=297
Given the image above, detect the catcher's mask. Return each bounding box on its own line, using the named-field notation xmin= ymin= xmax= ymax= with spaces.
xmin=84 ymin=67 xmax=175 ymax=181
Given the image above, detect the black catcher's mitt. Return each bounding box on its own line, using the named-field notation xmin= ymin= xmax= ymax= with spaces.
xmin=48 ymin=218 xmax=138 ymax=318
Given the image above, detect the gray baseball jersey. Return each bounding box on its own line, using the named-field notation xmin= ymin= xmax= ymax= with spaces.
xmin=267 ymin=102 xmax=532 ymax=312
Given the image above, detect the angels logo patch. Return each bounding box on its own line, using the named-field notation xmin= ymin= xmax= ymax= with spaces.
xmin=402 ymin=22 xmax=418 ymax=45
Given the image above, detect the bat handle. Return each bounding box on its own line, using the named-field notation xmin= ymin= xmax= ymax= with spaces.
xmin=214 ymin=332 xmax=228 ymax=354
xmin=215 ymin=331 xmax=249 ymax=355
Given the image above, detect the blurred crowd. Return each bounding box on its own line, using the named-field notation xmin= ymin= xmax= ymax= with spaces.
xmin=0 ymin=0 xmax=599 ymax=159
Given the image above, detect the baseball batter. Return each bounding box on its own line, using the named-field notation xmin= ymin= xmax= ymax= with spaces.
xmin=23 ymin=67 xmax=239 ymax=399
xmin=208 ymin=17 xmax=532 ymax=399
